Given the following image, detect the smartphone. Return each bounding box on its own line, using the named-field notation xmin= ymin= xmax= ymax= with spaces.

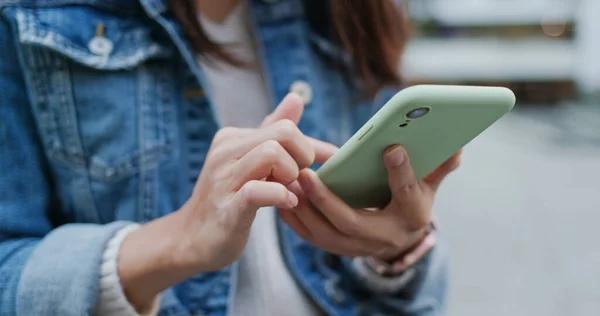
xmin=316 ymin=85 xmax=516 ymax=209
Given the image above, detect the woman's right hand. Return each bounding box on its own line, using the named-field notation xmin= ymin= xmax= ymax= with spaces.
xmin=116 ymin=93 xmax=338 ymax=310
xmin=177 ymin=93 xmax=337 ymax=272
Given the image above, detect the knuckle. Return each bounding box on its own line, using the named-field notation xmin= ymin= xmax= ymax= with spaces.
xmin=208 ymin=147 xmax=225 ymax=160
xmin=406 ymin=211 xmax=431 ymax=232
xmin=239 ymin=181 xmax=256 ymax=202
xmin=211 ymin=167 xmax=233 ymax=184
xmin=393 ymin=182 xmax=419 ymax=200
xmin=402 ymin=182 xmax=418 ymax=194
xmin=214 ymin=127 xmax=237 ymax=142
xmin=452 ymin=158 xmax=461 ymax=170
xmin=209 ymin=143 xmax=235 ymax=161
xmin=414 ymin=212 xmax=432 ymax=229
xmin=276 ymin=119 xmax=299 ymax=139
xmin=260 ymin=140 xmax=284 ymax=161
xmin=391 ymin=182 xmax=419 ymax=204
xmin=281 ymin=166 xmax=300 ymax=183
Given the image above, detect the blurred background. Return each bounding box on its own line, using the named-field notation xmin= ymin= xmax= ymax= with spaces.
xmin=402 ymin=0 xmax=600 ymax=315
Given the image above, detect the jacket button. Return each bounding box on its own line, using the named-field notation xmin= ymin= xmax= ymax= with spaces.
xmin=88 ymin=36 xmax=113 ymax=56
xmin=289 ymin=80 xmax=313 ymax=104
xmin=88 ymin=23 xmax=113 ymax=56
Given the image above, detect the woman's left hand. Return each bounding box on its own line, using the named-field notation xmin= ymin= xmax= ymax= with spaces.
xmin=280 ymin=145 xmax=461 ymax=262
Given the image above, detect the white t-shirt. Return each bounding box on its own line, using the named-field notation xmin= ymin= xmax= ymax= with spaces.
xmin=197 ymin=3 xmax=321 ymax=316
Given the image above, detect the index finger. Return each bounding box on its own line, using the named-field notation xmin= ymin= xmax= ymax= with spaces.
xmin=261 ymin=93 xmax=305 ymax=127
xmin=422 ymin=149 xmax=462 ymax=191
xmin=298 ymin=169 xmax=402 ymax=242
xmin=260 ymin=92 xmax=337 ymax=164
xmin=308 ymin=137 xmax=338 ymax=164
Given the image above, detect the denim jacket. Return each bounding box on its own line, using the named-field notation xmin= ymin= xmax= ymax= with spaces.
xmin=0 ymin=0 xmax=448 ymax=315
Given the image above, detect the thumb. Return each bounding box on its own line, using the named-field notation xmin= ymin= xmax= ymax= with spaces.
xmin=261 ymin=92 xmax=305 ymax=127
xmin=384 ymin=145 xmax=418 ymax=199
xmin=384 ymin=145 xmax=429 ymax=231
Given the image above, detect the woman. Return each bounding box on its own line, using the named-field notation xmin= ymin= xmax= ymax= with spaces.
xmin=0 ymin=0 xmax=461 ymax=315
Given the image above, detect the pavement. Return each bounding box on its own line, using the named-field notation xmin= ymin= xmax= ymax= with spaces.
xmin=434 ymin=103 xmax=600 ymax=316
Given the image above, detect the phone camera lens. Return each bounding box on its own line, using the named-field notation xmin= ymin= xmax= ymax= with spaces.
xmin=406 ymin=107 xmax=430 ymax=119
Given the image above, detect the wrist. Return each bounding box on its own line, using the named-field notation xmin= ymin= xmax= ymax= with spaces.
xmin=374 ymin=227 xmax=428 ymax=264
xmin=117 ymin=210 xmax=199 ymax=309
xmin=368 ymin=222 xmax=437 ymax=275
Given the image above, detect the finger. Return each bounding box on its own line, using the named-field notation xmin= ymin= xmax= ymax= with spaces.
xmin=391 ymin=233 xmax=437 ymax=272
xmin=260 ymin=92 xmax=336 ymax=165
xmin=423 ymin=149 xmax=462 ymax=192
xmin=291 ymin=178 xmax=398 ymax=257
xmin=232 ymin=180 xmax=298 ymax=228
xmin=297 ymin=169 xmax=362 ymax=236
xmin=298 ymin=169 xmax=388 ymax=241
xmin=261 ymin=92 xmax=305 ymax=127
xmin=292 ymin=196 xmax=375 ymax=257
xmin=299 ymin=167 xmax=422 ymax=249
xmin=260 ymin=92 xmax=337 ymax=165
xmin=279 ymin=180 xmax=312 ymax=239
xmin=384 ymin=145 xmax=419 ymax=198
xmin=278 ymin=209 xmax=312 ymax=241
xmin=213 ymin=127 xmax=254 ymax=143
xmin=235 ymin=120 xmax=315 ymax=168
xmin=308 ymin=137 xmax=339 ymax=164
xmin=212 ymin=130 xmax=335 ymax=166
xmin=299 ymin=169 xmax=412 ymax=248
xmin=233 ymin=140 xmax=299 ymax=187
xmin=286 ymin=179 xmax=305 ymax=200
xmin=383 ymin=145 xmax=427 ymax=229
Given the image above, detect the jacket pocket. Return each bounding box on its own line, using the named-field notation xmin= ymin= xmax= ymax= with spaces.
xmin=14 ymin=5 xmax=176 ymax=182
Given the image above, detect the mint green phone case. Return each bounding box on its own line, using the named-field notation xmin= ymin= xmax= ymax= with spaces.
xmin=316 ymin=85 xmax=516 ymax=209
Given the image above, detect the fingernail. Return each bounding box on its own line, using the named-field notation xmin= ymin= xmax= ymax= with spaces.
xmin=298 ymin=173 xmax=312 ymax=193
xmin=286 ymin=92 xmax=304 ymax=105
xmin=385 ymin=147 xmax=405 ymax=167
xmin=288 ymin=191 xmax=298 ymax=208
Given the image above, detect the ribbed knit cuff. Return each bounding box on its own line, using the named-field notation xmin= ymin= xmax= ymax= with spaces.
xmin=95 ymin=223 xmax=160 ymax=316
xmin=350 ymin=256 xmax=417 ymax=294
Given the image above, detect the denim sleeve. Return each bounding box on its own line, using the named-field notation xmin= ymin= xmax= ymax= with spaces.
xmin=340 ymin=240 xmax=450 ymax=315
xmin=0 ymin=12 xmax=132 ymax=316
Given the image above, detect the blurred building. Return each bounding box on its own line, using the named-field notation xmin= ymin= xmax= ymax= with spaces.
xmin=404 ymin=0 xmax=600 ymax=104
xmin=401 ymin=3 xmax=600 ymax=316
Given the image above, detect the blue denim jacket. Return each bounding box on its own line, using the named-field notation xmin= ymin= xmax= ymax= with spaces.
xmin=0 ymin=0 xmax=448 ymax=315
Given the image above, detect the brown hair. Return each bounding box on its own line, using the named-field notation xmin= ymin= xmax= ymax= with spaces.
xmin=169 ymin=0 xmax=409 ymax=95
